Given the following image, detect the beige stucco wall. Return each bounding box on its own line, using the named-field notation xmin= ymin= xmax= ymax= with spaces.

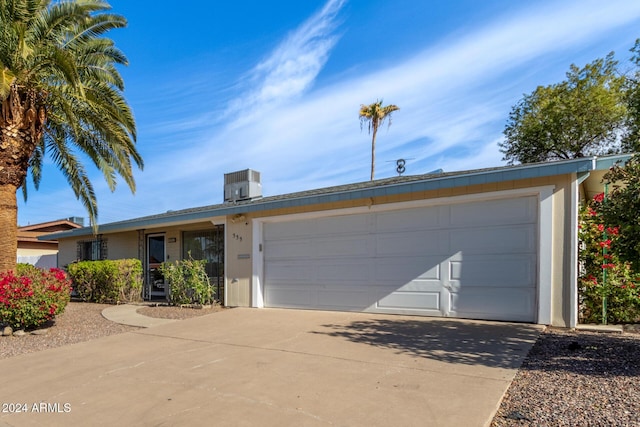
xmin=225 ymin=216 xmax=253 ymax=307
xmin=106 ymin=231 xmax=139 ymax=260
xmin=57 ymin=239 xmax=78 ymax=267
xmin=17 ymin=248 xmax=58 ymax=256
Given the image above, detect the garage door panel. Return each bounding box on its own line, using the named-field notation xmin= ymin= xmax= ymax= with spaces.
xmin=316 ymin=214 xmax=371 ymax=235
xmin=315 ymin=235 xmax=371 ymax=257
xmin=450 ymin=197 xmax=537 ymax=227
xmin=450 ymin=225 xmax=535 ymax=254
xmin=374 ymin=257 xmax=442 ymax=282
xmin=377 ymin=291 xmax=441 ymax=311
xmin=267 ymin=237 xmax=371 ymax=260
xmin=450 ymin=288 xmax=536 ymax=321
xmin=376 ymin=230 xmax=449 ymax=256
xmin=264 ymin=220 xmax=316 ymax=240
xmin=265 ymin=239 xmax=313 ymax=260
xmin=314 ymin=260 xmax=373 ymax=283
xmin=376 ymin=205 xmax=443 ymax=232
xmin=265 ymin=284 xmax=313 ymax=307
xmin=449 ymin=255 xmax=536 ymax=287
xmin=317 ymin=285 xmax=384 ymax=309
xmin=264 ymin=262 xmax=313 ymax=282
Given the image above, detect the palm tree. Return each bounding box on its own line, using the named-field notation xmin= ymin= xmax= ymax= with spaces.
xmin=359 ymin=99 xmax=399 ymax=180
xmin=0 ymin=0 xmax=143 ymax=273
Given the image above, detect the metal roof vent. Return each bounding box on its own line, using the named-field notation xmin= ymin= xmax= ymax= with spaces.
xmin=224 ymin=169 xmax=262 ymax=202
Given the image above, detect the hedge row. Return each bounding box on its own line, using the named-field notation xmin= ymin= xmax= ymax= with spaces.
xmin=66 ymin=259 xmax=143 ymax=304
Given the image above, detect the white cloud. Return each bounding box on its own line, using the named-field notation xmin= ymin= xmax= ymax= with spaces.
xmin=225 ymin=0 xmax=346 ymax=125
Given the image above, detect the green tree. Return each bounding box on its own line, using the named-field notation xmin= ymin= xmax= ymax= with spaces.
xmin=500 ymin=53 xmax=627 ymax=164
xmin=0 ymin=0 xmax=142 ymax=273
xmin=359 ymin=100 xmax=399 ymax=180
xmin=623 ymin=39 xmax=640 ymax=153
xmin=600 ymin=154 xmax=640 ymax=273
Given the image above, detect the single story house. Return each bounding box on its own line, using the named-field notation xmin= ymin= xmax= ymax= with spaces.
xmin=43 ymin=154 xmax=630 ymax=327
xmin=18 ymin=218 xmax=83 ymax=268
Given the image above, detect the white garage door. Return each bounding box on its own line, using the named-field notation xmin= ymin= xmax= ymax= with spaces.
xmin=262 ymin=196 xmax=538 ymax=322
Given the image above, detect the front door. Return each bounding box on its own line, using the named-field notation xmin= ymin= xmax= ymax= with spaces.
xmin=147 ymin=234 xmax=167 ymax=300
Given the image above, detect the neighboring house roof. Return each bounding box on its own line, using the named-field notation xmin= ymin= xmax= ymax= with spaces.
xmin=19 ymin=219 xmax=83 ymax=234
xmin=19 ymin=219 xmax=83 ymax=248
xmin=42 ymin=154 xmax=632 ymax=240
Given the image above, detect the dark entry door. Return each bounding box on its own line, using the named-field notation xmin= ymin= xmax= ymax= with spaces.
xmin=147 ymin=234 xmax=167 ymax=299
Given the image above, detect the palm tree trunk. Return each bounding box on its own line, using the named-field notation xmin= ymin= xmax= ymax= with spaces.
xmin=0 ymin=183 xmax=18 ymax=273
xmin=370 ymin=128 xmax=378 ymax=181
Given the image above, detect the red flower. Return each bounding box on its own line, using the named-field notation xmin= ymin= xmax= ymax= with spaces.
xmin=593 ymin=193 xmax=605 ymax=203
xmin=597 ymin=224 xmax=605 ymax=232
xmin=599 ymin=240 xmax=612 ymax=249
xmin=606 ymin=227 xmax=620 ymax=235
xmin=588 ymin=208 xmax=598 ymax=217
xmin=602 ymin=263 xmax=616 ymax=269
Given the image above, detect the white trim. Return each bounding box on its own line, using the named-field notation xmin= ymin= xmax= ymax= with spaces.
xmin=536 ymin=187 xmax=554 ymax=325
xmin=568 ymin=175 xmax=580 ymax=328
xmin=252 ymin=186 xmax=556 ymax=324
xmin=252 ymin=220 xmax=264 ymax=308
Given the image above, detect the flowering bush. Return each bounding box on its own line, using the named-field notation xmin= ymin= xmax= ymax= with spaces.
xmin=578 ymin=194 xmax=640 ymax=324
xmin=0 ymin=265 xmax=72 ymax=330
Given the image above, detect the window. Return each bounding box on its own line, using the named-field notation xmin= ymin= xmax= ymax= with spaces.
xmin=182 ymin=226 xmax=224 ymax=297
xmin=77 ymin=237 xmax=107 ymax=261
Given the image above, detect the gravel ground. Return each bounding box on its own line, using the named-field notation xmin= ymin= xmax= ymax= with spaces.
xmin=136 ymin=303 xmax=224 ymax=319
xmin=491 ymin=327 xmax=640 ymax=427
xmin=2 ymin=303 xmax=638 ymax=426
xmin=0 ymin=301 xmax=221 ymax=359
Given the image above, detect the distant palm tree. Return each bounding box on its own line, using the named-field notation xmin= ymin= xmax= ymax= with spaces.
xmin=0 ymin=0 xmax=143 ymax=272
xmin=359 ymin=100 xmax=399 ymax=180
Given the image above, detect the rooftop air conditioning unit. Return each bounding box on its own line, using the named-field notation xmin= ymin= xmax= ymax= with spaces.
xmin=224 ymin=169 xmax=262 ymax=202
xmin=67 ymin=216 xmax=85 ymax=226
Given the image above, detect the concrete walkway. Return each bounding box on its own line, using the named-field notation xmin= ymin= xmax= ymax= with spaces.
xmin=101 ymin=304 xmax=177 ymax=328
xmin=0 ymin=308 xmax=543 ymax=427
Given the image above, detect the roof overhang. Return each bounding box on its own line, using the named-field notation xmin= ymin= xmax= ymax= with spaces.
xmin=579 ymin=154 xmax=631 ymax=201
xmin=42 ymin=153 xmax=635 ymax=241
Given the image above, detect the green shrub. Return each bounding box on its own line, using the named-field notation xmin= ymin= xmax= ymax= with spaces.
xmin=578 ymin=195 xmax=640 ymax=324
xmin=66 ymin=259 xmax=143 ymax=303
xmin=0 ymin=266 xmax=72 ymax=330
xmin=160 ymin=254 xmax=214 ymax=305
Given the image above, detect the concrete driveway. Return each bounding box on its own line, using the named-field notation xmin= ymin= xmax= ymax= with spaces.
xmin=0 ymin=308 xmax=542 ymax=427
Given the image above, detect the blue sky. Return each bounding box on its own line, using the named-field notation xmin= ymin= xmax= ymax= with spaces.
xmin=17 ymin=0 xmax=640 ymax=226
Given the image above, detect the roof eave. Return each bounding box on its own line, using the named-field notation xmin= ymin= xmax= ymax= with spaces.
xmin=43 ymin=154 xmax=633 ymax=240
